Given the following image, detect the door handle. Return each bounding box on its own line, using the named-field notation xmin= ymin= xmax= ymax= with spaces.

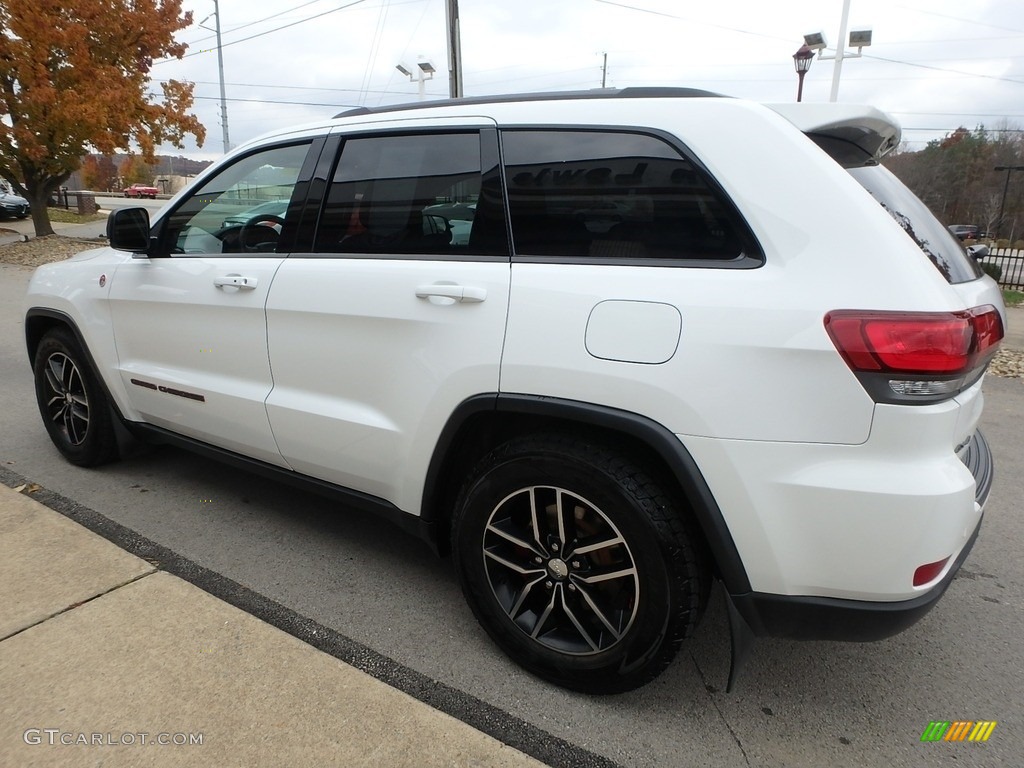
xmin=214 ymin=275 xmax=258 ymax=289
xmin=415 ymin=284 xmax=486 ymax=303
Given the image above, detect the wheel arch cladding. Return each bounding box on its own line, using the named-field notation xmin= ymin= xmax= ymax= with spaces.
xmin=422 ymin=393 xmax=752 ymax=594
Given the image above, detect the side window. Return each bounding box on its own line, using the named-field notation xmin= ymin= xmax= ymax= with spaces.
xmin=501 ymin=130 xmax=751 ymax=263
xmin=160 ymin=142 xmax=311 ymax=255
xmin=315 ymin=132 xmax=504 ymax=256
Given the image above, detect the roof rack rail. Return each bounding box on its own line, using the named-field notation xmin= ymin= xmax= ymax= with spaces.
xmin=333 ymin=87 xmax=723 ymax=119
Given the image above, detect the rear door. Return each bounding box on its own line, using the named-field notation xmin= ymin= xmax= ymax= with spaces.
xmin=264 ymin=123 xmax=511 ymax=512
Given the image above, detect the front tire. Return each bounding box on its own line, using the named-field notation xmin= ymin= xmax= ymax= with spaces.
xmin=451 ymin=434 xmax=708 ymax=694
xmin=33 ymin=328 xmax=118 ymax=467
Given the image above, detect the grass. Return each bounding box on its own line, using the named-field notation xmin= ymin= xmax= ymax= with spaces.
xmin=1003 ymin=289 xmax=1024 ymax=307
xmin=45 ymin=208 xmax=107 ymax=224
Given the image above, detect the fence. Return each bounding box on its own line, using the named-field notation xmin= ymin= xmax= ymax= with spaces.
xmin=980 ymin=248 xmax=1024 ymax=291
xmin=49 ymin=189 xmax=98 ymax=215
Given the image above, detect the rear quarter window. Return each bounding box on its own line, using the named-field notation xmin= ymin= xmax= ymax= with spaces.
xmin=500 ymin=129 xmax=761 ymax=266
xmin=847 ymin=165 xmax=983 ymax=284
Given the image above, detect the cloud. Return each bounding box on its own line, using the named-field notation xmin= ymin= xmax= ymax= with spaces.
xmin=153 ymin=0 xmax=1024 ymax=159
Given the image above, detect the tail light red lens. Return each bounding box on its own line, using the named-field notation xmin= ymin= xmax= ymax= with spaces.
xmin=825 ymin=306 xmax=1003 ymax=376
xmin=825 ymin=306 xmax=1003 ymax=403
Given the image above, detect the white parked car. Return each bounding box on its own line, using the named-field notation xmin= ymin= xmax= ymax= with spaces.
xmin=24 ymin=89 xmax=1003 ymax=693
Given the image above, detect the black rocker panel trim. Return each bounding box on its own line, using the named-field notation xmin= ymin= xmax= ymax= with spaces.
xmin=127 ymin=422 xmax=435 ymax=545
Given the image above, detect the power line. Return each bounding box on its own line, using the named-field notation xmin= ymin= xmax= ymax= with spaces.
xmin=181 ymin=0 xmax=333 ymax=47
xmin=892 ymin=111 xmax=1024 ymax=118
xmin=590 ymin=0 xmax=790 ymax=44
xmin=902 ymin=127 xmax=1024 ymax=133
xmin=191 ymin=94 xmax=362 ymax=108
xmin=153 ymin=0 xmax=373 ymax=65
xmin=863 ymin=53 xmax=1024 ymax=87
xmin=888 ymin=3 xmax=1024 ymax=36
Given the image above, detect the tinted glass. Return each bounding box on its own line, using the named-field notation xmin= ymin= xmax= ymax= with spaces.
xmin=315 ymin=132 xmax=503 ymax=256
xmin=848 ymin=165 xmax=983 ymax=284
xmin=501 ymin=130 xmax=750 ymax=262
xmin=161 ymin=142 xmax=310 ymax=255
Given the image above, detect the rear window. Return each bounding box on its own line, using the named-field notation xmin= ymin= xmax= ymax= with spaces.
xmin=847 ymin=165 xmax=983 ymax=284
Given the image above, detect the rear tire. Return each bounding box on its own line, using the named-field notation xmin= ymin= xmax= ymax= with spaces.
xmin=451 ymin=433 xmax=708 ymax=694
xmin=33 ymin=328 xmax=118 ymax=467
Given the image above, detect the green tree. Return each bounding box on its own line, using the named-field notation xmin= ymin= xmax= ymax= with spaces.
xmin=79 ymin=155 xmax=101 ymax=191
xmin=119 ymin=154 xmax=157 ymax=186
xmin=95 ymin=154 xmax=118 ymax=192
xmin=885 ymin=125 xmax=1024 ymax=240
xmin=0 ymin=1 xmax=205 ymax=235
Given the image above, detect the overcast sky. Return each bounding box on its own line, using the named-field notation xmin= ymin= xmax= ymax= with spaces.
xmin=148 ymin=0 xmax=1024 ymax=160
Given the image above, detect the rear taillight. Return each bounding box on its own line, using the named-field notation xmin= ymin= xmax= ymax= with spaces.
xmin=824 ymin=306 xmax=1003 ymax=403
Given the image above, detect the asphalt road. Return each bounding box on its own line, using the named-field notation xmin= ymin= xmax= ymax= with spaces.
xmin=3 ymin=259 xmax=1022 ymax=767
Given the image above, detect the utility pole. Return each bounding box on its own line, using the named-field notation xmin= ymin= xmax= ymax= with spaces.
xmin=445 ymin=0 xmax=463 ymax=98
xmin=200 ymin=1 xmax=230 ymax=153
xmin=214 ymin=0 xmax=230 ymax=152
xmin=601 ymin=52 xmax=608 ymax=88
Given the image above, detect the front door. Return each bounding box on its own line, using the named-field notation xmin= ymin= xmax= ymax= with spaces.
xmin=108 ymin=140 xmax=316 ymax=466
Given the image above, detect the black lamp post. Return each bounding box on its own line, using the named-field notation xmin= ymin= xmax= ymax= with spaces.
xmin=793 ymin=44 xmax=815 ymax=102
xmin=994 ymin=165 xmax=1024 ymax=240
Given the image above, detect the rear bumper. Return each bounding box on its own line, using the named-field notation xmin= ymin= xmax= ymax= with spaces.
xmin=733 ymin=513 xmax=982 ymax=641
xmin=731 ymin=429 xmax=991 ymax=641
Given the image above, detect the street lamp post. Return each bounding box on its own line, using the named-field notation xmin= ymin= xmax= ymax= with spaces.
xmin=792 ymin=44 xmax=814 ymax=102
xmin=994 ymin=165 xmax=1024 ymax=240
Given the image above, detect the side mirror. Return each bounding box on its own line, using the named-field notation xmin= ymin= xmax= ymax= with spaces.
xmin=107 ymin=207 xmax=151 ymax=252
xmin=966 ymin=244 xmax=989 ymax=261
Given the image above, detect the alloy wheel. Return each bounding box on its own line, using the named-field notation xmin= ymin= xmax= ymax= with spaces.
xmin=42 ymin=352 xmax=90 ymax=446
xmin=482 ymin=485 xmax=640 ymax=655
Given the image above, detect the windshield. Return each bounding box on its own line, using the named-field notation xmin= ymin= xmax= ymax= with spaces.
xmin=847 ymin=165 xmax=983 ymax=284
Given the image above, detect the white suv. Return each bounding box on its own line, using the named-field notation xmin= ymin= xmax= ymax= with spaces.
xmin=24 ymin=89 xmax=1003 ymax=693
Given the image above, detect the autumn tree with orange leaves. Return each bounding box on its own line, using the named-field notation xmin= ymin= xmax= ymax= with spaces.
xmin=0 ymin=1 xmax=205 ymax=235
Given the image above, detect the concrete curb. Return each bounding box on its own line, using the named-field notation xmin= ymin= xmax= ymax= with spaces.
xmin=0 ymin=483 xmax=546 ymax=767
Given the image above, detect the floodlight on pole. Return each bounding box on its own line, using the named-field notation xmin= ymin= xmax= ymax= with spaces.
xmin=803 ymin=0 xmax=872 ymax=102
xmin=396 ymin=60 xmax=436 ymax=101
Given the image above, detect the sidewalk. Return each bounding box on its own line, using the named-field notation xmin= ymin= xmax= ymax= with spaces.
xmin=0 ymin=484 xmax=542 ymax=767
xmin=0 ymin=211 xmax=110 ymax=246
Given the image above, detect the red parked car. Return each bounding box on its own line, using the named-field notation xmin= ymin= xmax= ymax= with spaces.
xmin=123 ymin=183 xmax=159 ymax=199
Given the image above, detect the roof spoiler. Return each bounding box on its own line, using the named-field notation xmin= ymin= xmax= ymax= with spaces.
xmin=765 ymin=103 xmax=901 ymax=165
